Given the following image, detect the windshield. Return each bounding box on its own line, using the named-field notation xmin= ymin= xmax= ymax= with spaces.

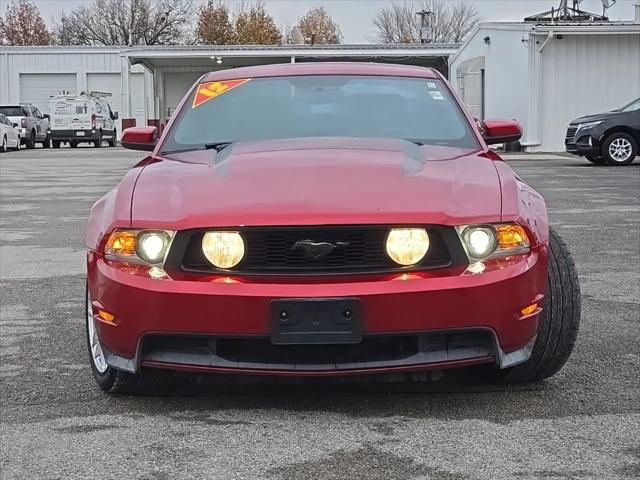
xmin=161 ymin=75 xmax=477 ymax=153
xmin=0 ymin=106 xmax=27 ymax=117
xmin=620 ymin=98 xmax=640 ymax=112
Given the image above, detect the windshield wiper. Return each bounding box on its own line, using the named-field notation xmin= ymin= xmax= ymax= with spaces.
xmin=204 ymin=142 xmax=234 ymax=152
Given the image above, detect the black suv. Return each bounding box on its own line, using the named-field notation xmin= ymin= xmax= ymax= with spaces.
xmin=565 ymin=98 xmax=640 ymax=166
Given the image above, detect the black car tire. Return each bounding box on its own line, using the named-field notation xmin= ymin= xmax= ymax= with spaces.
xmin=26 ymin=130 xmax=36 ymax=149
xmin=1 ymin=135 xmax=6 ymax=153
xmin=107 ymin=130 xmax=117 ymax=147
xmin=585 ymin=155 xmax=604 ymax=165
xmin=41 ymin=135 xmax=50 ymax=148
xmin=70 ymin=141 xmax=78 ymax=148
xmin=52 ymin=140 xmax=61 ymax=149
xmin=86 ymin=284 xmax=168 ymax=394
xmin=94 ymin=133 xmax=102 ymax=148
xmin=602 ymin=132 xmax=637 ymax=166
xmin=483 ymin=227 xmax=581 ymax=383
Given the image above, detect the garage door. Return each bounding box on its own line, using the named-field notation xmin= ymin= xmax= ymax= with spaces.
xmin=20 ymin=73 xmax=77 ymax=114
xmin=87 ymin=72 xmax=145 ymax=136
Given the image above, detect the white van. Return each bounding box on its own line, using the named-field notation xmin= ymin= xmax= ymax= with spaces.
xmin=48 ymin=91 xmax=118 ymax=148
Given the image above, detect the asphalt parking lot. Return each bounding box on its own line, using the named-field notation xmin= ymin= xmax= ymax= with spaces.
xmin=0 ymin=147 xmax=638 ymax=479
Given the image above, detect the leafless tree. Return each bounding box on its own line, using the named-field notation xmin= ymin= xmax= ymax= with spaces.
xmin=295 ymin=6 xmax=342 ymax=45
xmin=195 ymin=1 xmax=235 ymax=45
xmin=234 ymin=1 xmax=282 ymax=45
xmin=0 ymin=0 xmax=52 ymax=45
xmin=54 ymin=0 xmax=192 ymax=46
xmin=373 ymin=0 xmax=478 ymax=44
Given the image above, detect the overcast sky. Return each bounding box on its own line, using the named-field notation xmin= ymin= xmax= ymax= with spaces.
xmin=2 ymin=0 xmax=637 ymax=42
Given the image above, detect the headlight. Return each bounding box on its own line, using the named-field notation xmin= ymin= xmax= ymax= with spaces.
xmin=456 ymin=223 xmax=530 ymax=260
xmin=104 ymin=229 xmax=174 ymax=265
xmin=386 ymin=228 xmax=430 ymax=266
xmin=136 ymin=231 xmax=172 ymax=264
xmin=202 ymin=231 xmax=245 ymax=269
xmin=576 ymin=120 xmax=603 ymax=132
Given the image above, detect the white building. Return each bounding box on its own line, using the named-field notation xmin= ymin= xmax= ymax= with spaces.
xmin=450 ymin=21 xmax=640 ymax=151
xmin=0 ymin=44 xmax=459 ymax=138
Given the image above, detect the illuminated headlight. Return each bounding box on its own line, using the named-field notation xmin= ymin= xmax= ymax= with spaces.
xmin=202 ymin=231 xmax=245 ymax=269
xmin=105 ymin=229 xmax=174 ymax=265
xmin=457 ymin=223 xmax=530 ymax=260
xmin=136 ymin=231 xmax=172 ymax=264
xmin=386 ymin=228 xmax=430 ymax=266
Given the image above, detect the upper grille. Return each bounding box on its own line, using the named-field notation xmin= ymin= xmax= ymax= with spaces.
xmin=566 ymin=126 xmax=578 ymax=138
xmin=168 ymin=225 xmax=463 ymax=275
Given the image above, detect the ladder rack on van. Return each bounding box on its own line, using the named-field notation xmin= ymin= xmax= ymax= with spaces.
xmin=49 ymin=91 xmax=113 ymax=100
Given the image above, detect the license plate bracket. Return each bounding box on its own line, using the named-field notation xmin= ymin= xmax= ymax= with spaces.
xmin=271 ymin=298 xmax=362 ymax=345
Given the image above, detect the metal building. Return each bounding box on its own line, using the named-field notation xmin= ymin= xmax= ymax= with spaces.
xmin=449 ymin=21 xmax=640 ymax=151
xmin=0 ymin=43 xmax=459 ymax=138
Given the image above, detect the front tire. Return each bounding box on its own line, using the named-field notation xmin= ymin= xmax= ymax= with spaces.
xmin=52 ymin=140 xmax=61 ymax=149
xmin=603 ymin=133 xmax=637 ymax=166
xmin=26 ymin=130 xmax=36 ymax=149
xmin=41 ymin=135 xmax=50 ymax=148
xmin=486 ymin=227 xmax=581 ymax=383
xmin=0 ymin=136 xmax=6 ymax=153
xmin=94 ymin=132 xmax=102 ymax=148
xmin=86 ymin=285 xmax=167 ymax=394
xmin=107 ymin=129 xmax=117 ymax=147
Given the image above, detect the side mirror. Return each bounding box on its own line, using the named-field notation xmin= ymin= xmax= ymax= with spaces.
xmin=121 ymin=126 xmax=157 ymax=152
xmin=481 ymin=119 xmax=522 ymax=145
xmin=43 ymin=114 xmax=50 ymax=120
xmin=12 ymin=123 xmax=19 ymax=128
xmin=113 ymin=112 xmax=119 ymax=120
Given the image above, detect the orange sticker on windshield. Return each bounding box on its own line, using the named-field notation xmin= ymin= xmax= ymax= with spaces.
xmin=192 ymin=79 xmax=251 ymax=108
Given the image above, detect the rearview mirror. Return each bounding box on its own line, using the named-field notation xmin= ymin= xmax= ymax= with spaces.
xmin=481 ymin=120 xmax=522 ymax=145
xmin=121 ymin=126 xmax=157 ymax=152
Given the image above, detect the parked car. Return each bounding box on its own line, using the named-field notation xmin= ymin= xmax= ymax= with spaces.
xmin=0 ymin=103 xmax=50 ymax=149
xmin=565 ymin=98 xmax=640 ymax=165
xmin=0 ymin=113 xmax=21 ymax=152
xmin=48 ymin=91 xmax=118 ymax=148
xmin=86 ymin=63 xmax=580 ymax=394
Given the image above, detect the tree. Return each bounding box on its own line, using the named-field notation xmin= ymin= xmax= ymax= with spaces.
xmin=295 ymin=6 xmax=342 ymax=45
xmin=54 ymin=0 xmax=192 ymax=46
xmin=234 ymin=1 xmax=281 ymax=45
xmin=0 ymin=0 xmax=52 ymax=45
xmin=373 ymin=0 xmax=478 ymax=44
xmin=195 ymin=1 xmax=235 ymax=45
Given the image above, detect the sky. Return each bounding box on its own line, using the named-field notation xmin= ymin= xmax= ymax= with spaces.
xmin=1 ymin=0 xmax=637 ymax=43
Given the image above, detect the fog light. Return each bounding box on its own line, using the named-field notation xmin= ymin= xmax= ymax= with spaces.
xmin=202 ymin=231 xmax=245 ymax=269
xmin=385 ymin=228 xmax=430 ymax=266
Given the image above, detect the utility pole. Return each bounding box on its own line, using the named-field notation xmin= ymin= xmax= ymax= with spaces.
xmin=416 ymin=9 xmax=433 ymax=44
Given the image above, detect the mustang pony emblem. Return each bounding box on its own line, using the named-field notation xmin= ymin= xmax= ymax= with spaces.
xmin=291 ymin=240 xmax=350 ymax=262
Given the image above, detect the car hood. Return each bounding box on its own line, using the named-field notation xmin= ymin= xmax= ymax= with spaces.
xmin=131 ymin=138 xmax=502 ymax=228
xmin=570 ymin=111 xmax=621 ymax=124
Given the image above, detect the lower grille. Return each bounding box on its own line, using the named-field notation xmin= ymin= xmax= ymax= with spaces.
xmin=168 ymin=225 xmax=464 ymax=275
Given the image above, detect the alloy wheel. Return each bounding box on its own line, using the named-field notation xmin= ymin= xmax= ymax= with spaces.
xmin=609 ymin=138 xmax=633 ymax=162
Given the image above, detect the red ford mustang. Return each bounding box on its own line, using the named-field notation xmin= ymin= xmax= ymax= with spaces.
xmin=86 ymin=63 xmax=580 ymax=393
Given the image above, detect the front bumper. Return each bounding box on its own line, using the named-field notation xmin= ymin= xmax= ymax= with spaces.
xmin=565 ymin=130 xmax=601 ymax=156
xmin=87 ymin=246 xmax=548 ymax=376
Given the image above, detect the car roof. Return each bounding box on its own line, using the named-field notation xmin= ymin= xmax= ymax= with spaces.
xmin=202 ymin=62 xmax=441 ymax=83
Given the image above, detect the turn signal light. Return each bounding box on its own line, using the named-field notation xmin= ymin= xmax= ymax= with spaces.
xmin=97 ymin=309 xmax=115 ymax=323
xmin=105 ymin=230 xmax=137 ymax=256
xmin=520 ymin=303 xmax=538 ymax=316
xmin=496 ymin=224 xmax=529 ymax=250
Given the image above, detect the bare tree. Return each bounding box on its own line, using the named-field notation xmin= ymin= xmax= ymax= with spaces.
xmin=296 ymin=6 xmax=342 ymax=45
xmin=373 ymin=0 xmax=478 ymax=44
xmin=54 ymin=0 xmax=192 ymax=46
xmin=0 ymin=0 xmax=52 ymax=45
xmin=195 ymin=1 xmax=235 ymax=44
xmin=234 ymin=1 xmax=282 ymax=45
